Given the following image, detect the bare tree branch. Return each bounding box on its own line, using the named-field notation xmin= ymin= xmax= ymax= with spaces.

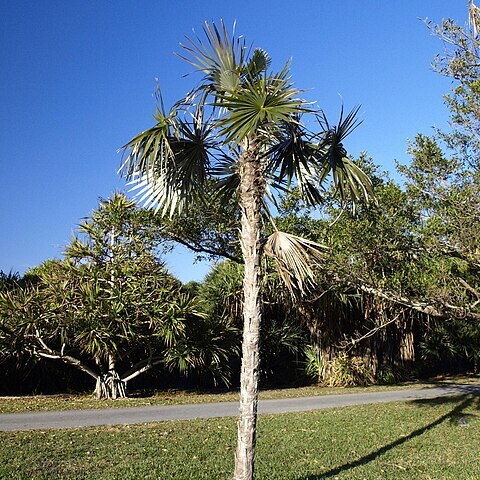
xmin=166 ymin=232 xmax=242 ymax=263
xmin=122 ymin=357 xmax=164 ymax=383
xmin=31 ymin=328 xmax=99 ymax=380
xmin=339 ymin=278 xmax=480 ymax=321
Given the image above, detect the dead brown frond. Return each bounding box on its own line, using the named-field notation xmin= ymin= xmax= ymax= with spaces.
xmin=263 ymin=231 xmax=327 ymax=297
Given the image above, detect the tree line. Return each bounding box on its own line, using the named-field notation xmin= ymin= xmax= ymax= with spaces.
xmin=1 ymin=132 xmax=478 ymax=396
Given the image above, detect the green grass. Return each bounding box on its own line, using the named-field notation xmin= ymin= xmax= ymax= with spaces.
xmin=1 ymin=394 xmax=479 ymax=479
xmin=1 ymin=375 xmax=478 ymax=414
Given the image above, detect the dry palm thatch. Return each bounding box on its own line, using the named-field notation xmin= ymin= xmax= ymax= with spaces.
xmin=264 ymin=231 xmax=327 ymax=296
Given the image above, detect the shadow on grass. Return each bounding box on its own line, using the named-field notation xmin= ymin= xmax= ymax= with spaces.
xmin=296 ymin=394 xmax=478 ymax=480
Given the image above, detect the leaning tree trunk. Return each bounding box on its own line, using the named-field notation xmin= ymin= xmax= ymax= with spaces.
xmin=234 ymin=142 xmax=264 ymax=480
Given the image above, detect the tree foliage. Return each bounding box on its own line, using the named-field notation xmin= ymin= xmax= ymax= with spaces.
xmin=0 ymin=194 xmax=235 ymax=398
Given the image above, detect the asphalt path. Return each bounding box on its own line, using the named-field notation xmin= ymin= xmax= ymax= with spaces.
xmin=1 ymin=383 xmax=479 ymax=432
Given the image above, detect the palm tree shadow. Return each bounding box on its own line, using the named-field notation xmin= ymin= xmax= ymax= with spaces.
xmin=296 ymin=395 xmax=477 ymax=480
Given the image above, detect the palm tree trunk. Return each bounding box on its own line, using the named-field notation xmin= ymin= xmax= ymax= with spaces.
xmin=234 ymin=143 xmax=263 ymax=480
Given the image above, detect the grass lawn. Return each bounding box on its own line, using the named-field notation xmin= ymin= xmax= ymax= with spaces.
xmin=1 ymin=374 xmax=478 ymax=414
xmin=1 ymin=394 xmax=479 ymax=479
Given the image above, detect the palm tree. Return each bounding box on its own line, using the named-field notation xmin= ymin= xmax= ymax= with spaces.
xmin=120 ymin=21 xmax=373 ymax=480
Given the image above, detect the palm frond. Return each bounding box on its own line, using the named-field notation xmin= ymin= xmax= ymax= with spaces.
xmin=120 ymin=103 xmax=214 ymax=217
xmin=210 ymin=150 xmax=238 ymax=176
xmin=267 ymin=120 xmax=310 ymax=182
xmin=244 ymin=48 xmax=272 ymax=79
xmin=264 ymin=231 xmax=327 ymax=297
xmin=265 ymin=120 xmax=323 ymax=205
xmin=318 ymin=105 xmax=363 ymax=145
xmin=178 ymin=20 xmax=246 ymax=92
xmin=314 ymin=106 xmax=375 ymax=205
xmin=329 ymin=157 xmax=374 ymax=204
xmin=210 ymin=152 xmax=240 ymax=204
xmin=119 ymin=104 xmax=176 ymax=181
xmin=216 ymin=63 xmax=307 ymax=144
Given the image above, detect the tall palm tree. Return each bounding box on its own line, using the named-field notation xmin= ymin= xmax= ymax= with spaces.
xmin=120 ymin=21 xmax=373 ymax=480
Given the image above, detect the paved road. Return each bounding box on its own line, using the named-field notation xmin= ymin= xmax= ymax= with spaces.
xmin=1 ymin=384 xmax=479 ymax=432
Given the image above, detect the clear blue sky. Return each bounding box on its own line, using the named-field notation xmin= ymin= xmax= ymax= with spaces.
xmin=0 ymin=1 xmax=468 ymax=282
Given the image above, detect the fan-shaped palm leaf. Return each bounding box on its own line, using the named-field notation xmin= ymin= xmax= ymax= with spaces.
xmin=216 ymin=63 xmax=307 ymax=144
xmin=121 ymin=106 xmax=214 ymax=216
xmin=264 ymin=231 xmax=327 ymax=296
xmin=178 ymin=20 xmax=246 ymax=93
xmin=265 ymin=120 xmax=323 ymax=205
xmin=244 ymin=48 xmax=272 ymax=79
xmin=210 ymin=151 xmax=240 ymax=203
xmin=120 ymin=111 xmax=176 ymax=179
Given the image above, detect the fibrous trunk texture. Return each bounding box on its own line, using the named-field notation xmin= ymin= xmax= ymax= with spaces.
xmin=234 ymin=144 xmax=264 ymax=480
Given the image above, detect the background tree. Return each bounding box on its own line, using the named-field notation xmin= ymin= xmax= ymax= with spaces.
xmin=0 ymin=271 xmax=23 ymax=293
xmin=274 ymin=159 xmax=425 ymax=384
xmin=290 ymin=1 xmax=480 ymax=382
xmin=0 ymin=194 xmax=234 ymax=398
xmin=397 ymin=3 xmax=480 ymax=322
xmin=120 ymin=21 xmax=372 ymax=479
